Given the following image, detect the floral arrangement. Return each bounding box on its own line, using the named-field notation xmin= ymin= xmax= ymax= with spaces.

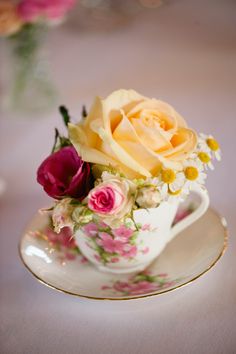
xmin=0 ymin=0 xmax=76 ymax=112
xmin=37 ymin=89 xmax=221 ymax=236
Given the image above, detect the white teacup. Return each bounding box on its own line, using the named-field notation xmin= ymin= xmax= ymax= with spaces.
xmin=75 ymin=185 xmax=209 ymax=274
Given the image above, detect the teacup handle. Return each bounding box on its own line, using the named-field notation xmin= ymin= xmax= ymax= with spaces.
xmin=168 ymin=185 xmax=210 ymax=243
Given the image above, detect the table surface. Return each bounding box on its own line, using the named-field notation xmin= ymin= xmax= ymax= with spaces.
xmin=0 ymin=1 xmax=236 ymax=353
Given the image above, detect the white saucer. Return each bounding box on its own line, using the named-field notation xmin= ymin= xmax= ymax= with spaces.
xmin=19 ymin=207 xmax=227 ymax=300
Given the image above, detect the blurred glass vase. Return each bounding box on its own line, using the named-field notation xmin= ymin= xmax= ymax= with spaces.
xmin=4 ymin=24 xmax=56 ymax=115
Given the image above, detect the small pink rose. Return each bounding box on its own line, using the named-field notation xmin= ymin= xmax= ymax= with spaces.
xmin=88 ymin=183 xmax=125 ymax=215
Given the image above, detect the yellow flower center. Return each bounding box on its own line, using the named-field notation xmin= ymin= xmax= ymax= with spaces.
xmin=161 ymin=169 xmax=176 ymax=184
xmin=198 ymin=152 xmax=211 ymax=164
xmin=184 ymin=166 xmax=199 ymax=181
xmin=206 ymin=138 xmax=219 ymax=151
xmin=168 ymin=188 xmax=182 ymax=196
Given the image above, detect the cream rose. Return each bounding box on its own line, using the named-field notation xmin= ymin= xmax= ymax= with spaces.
xmin=136 ymin=186 xmax=161 ymax=209
xmin=69 ymin=89 xmax=197 ymax=179
xmin=52 ymin=198 xmax=74 ymax=233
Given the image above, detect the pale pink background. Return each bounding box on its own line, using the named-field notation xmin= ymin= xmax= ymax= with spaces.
xmin=0 ymin=1 xmax=236 ymax=353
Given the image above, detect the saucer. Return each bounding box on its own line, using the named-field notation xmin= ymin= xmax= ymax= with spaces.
xmin=19 ymin=207 xmax=227 ymax=300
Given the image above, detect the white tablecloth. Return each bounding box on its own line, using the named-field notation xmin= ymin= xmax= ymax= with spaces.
xmin=1 ymin=1 xmax=236 ymax=353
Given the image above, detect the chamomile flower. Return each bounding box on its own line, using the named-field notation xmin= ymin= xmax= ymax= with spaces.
xmin=199 ymin=133 xmax=221 ymax=161
xmin=197 ymin=151 xmax=214 ymax=170
xmin=183 ymin=159 xmax=207 ymax=190
xmin=157 ymin=168 xmax=186 ymax=201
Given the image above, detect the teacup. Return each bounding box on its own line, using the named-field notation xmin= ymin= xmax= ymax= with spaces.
xmin=75 ymin=185 xmax=209 ymax=274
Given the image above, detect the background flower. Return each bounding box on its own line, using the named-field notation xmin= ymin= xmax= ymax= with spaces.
xmin=0 ymin=1 xmax=23 ymax=36
xmin=18 ymin=0 xmax=76 ymax=22
xmin=37 ymin=146 xmax=91 ymax=200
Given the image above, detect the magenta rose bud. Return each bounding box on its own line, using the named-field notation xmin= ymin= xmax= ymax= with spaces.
xmin=37 ymin=146 xmax=91 ymax=200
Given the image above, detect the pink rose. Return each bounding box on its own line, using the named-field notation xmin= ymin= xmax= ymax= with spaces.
xmin=37 ymin=146 xmax=91 ymax=200
xmin=87 ymin=174 xmax=136 ymax=223
xmin=18 ymin=0 xmax=76 ymax=22
xmin=88 ymin=184 xmax=124 ymax=215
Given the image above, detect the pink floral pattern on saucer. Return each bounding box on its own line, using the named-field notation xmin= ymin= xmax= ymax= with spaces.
xmin=101 ymin=271 xmax=178 ymax=296
xmin=30 ymin=224 xmax=88 ymax=265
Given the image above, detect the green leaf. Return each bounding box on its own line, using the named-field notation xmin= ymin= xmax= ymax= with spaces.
xmin=69 ymin=199 xmax=82 ymax=206
xmin=59 ymin=136 xmax=71 ymax=148
xmin=91 ymin=164 xmax=118 ymax=180
xmin=51 ymin=128 xmax=60 ymax=153
xmin=59 ymin=105 xmax=71 ymax=127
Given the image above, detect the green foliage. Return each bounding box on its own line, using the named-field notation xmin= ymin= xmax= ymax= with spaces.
xmin=51 ymin=106 xmax=72 ymax=153
xmin=59 ymin=105 xmax=71 ymax=127
xmin=91 ymin=164 xmax=118 ymax=180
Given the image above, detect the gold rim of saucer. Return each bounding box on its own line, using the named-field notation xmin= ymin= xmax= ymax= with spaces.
xmin=18 ymin=208 xmax=228 ymax=301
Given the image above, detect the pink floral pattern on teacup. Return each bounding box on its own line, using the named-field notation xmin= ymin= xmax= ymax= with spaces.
xmin=81 ymin=221 xmax=151 ymax=264
xmin=97 ymin=232 xmax=126 ymax=254
xmin=31 ymin=204 xmax=195 ymax=268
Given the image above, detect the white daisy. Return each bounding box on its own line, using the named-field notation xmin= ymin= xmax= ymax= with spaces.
xmin=198 ymin=133 xmax=221 ymax=161
xmin=183 ymin=159 xmax=207 ymax=190
xmin=197 ymin=151 xmax=214 ymax=170
xmin=157 ymin=169 xmax=186 ymax=202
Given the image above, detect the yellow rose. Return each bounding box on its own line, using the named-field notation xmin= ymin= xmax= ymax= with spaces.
xmin=0 ymin=1 xmax=23 ymax=36
xmin=69 ymin=89 xmax=197 ymax=179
